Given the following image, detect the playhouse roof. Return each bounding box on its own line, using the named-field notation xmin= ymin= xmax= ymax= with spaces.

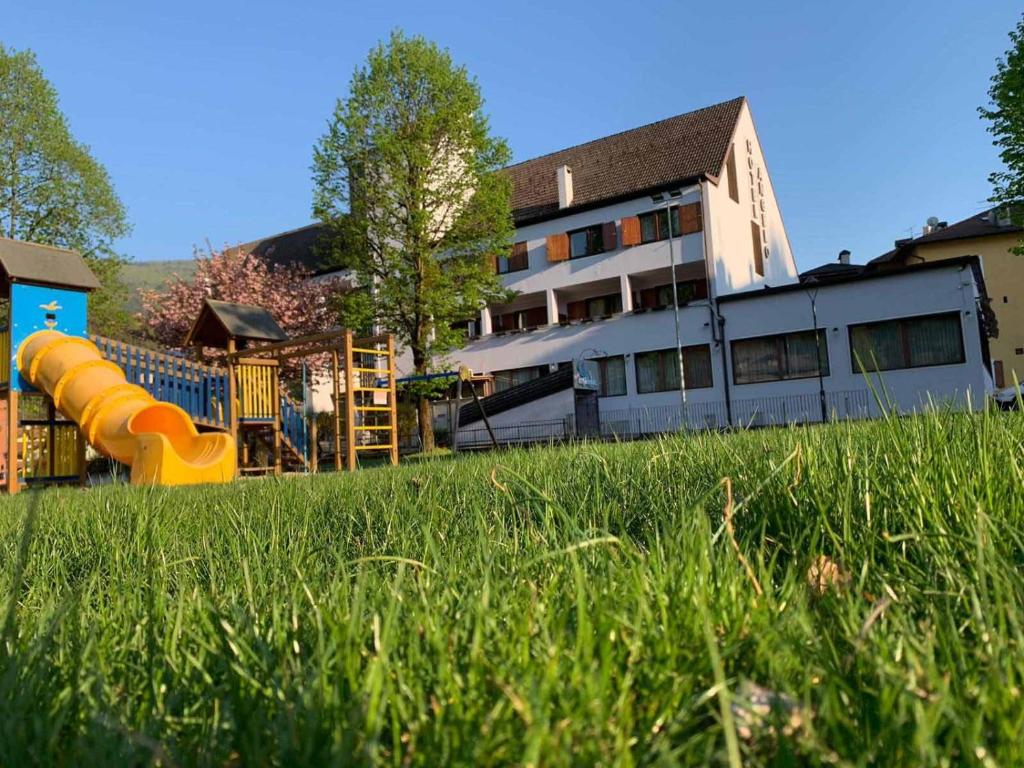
xmin=184 ymin=299 xmax=288 ymax=348
xmin=0 ymin=237 xmax=101 ymax=293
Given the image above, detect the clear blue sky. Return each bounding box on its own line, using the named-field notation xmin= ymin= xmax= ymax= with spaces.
xmin=5 ymin=0 xmax=1021 ymax=270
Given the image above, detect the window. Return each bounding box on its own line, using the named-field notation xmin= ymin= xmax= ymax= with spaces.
xmin=635 ymin=345 xmax=713 ymax=394
xmin=591 ymin=355 xmax=627 ymax=397
xmin=566 ymin=292 xmax=623 ymax=321
xmin=731 ymin=330 xmax=829 ymax=385
xmin=849 ymin=312 xmax=965 ymax=373
xmin=568 ymin=225 xmax=605 ymax=259
xmin=638 ymin=207 xmax=682 ymax=243
xmin=497 ymin=241 xmax=529 ymax=274
xmin=492 ymin=365 xmax=548 ymax=393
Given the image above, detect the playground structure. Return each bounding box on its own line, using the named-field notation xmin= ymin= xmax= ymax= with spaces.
xmin=0 ymin=238 xmax=398 ymax=493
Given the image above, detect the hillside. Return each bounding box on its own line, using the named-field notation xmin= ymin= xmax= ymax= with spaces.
xmin=120 ymin=258 xmax=197 ymax=312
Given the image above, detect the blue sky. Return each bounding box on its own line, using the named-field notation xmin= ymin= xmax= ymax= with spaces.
xmin=5 ymin=1 xmax=1021 ymax=270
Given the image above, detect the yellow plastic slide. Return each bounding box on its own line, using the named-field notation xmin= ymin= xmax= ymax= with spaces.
xmin=18 ymin=330 xmax=236 ymax=486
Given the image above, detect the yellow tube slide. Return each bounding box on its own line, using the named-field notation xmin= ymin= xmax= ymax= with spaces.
xmin=17 ymin=330 xmax=236 ymax=486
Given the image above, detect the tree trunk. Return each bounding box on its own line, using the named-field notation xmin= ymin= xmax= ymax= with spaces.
xmin=417 ymin=394 xmax=435 ymax=453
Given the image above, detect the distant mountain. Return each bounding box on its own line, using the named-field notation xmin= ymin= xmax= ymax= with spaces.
xmin=121 ymin=259 xmax=197 ymax=313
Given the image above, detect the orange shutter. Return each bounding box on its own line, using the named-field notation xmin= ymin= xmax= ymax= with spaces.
xmin=602 ymin=221 xmax=618 ymax=250
xmin=679 ymin=203 xmax=703 ymax=235
xmin=567 ymin=300 xmax=587 ymax=320
xmin=490 ymin=253 xmax=498 ymax=273
xmin=751 ymin=221 xmax=764 ymax=276
xmin=511 ymin=241 xmax=528 ymax=270
xmin=726 ymin=144 xmax=739 ymax=203
xmin=620 ymin=216 xmax=641 ymax=247
xmin=546 ymin=232 xmax=569 ymax=262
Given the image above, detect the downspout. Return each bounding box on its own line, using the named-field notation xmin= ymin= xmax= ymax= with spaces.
xmin=699 ymin=180 xmax=733 ymax=428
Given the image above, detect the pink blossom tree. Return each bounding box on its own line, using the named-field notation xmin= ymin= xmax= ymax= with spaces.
xmin=139 ymin=248 xmax=338 ymax=376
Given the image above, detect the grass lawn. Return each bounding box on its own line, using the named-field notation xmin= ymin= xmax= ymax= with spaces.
xmin=1 ymin=410 xmax=1023 ymax=766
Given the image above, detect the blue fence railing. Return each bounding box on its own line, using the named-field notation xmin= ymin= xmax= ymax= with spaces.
xmin=91 ymin=335 xmax=232 ymax=430
xmin=280 ymin=393 xmax=308 ymax=461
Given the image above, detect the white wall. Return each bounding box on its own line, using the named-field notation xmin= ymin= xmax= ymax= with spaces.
xmin=502 ymin=187 xmax=705 ymax=296
xmin=719 ymin=263 xmax=990 ymax=416
xmin=704 ymin=101 xmax=798 ymax=295
xmin=444 ymin=262 xmax=988 ymax=431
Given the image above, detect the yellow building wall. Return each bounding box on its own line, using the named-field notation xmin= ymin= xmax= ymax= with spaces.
xmin=913 ymin=233 xmax=1024 ymax=386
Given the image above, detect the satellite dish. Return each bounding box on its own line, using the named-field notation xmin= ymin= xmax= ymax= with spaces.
xmin=926 ymin=216 xmax=940 ymax=227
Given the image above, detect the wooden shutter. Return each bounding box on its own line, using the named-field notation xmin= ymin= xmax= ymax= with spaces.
xmin=511 ymin=241 xmax=528 ymax=270
xmin=751 ymin=221 xmax=764 ymax=276
xmin=567 ymin=300 xmax=587 ymax=321
xmin=640 ymin=287 xmax=658 ymax=309
xmin=546 ymin=232 xmax=569 ymax=262
xmin=726 ymin=144 xmax=739 ymax=203
xmin=602 ymin=221 xmax=618 ymax=251
xmin=995 ymin=360 xmax=1005 ymax=388
xmin=620 ymin=216 xmax=641 ymax=247
xmin=679 ymin=202 xmax=703 ymax=235
xmin=490 ymin=253 xmax=499 ymax=274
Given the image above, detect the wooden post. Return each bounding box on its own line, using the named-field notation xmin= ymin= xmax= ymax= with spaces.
xmin=344 ymin=330 xmax=357 ymax=472
xmin=226 ymin=338 xmax=239 ymax=474
xmin=272 ymin=366 xmax=282 ymax=476
xmin=387 ymin=334 xmax=398 ymax=466
xmin=47 ymin=399 xmax=56 ymax=480
xmin=77 ymin=425 xmax=87 ymax=488
xmin=309 ymin=416 xmax=318 ymax=473
xmin=331 ymin=347 xmax=342 ymax=471
xmin=6 ymin=390 xmax=18 ymax=495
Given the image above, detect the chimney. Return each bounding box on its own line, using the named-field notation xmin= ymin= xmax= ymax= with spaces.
xmin=838 ymin=249 xmax=851 ymax=265
xmin=556 ymin=165 xmax=574 ymax=209
xmin=922 ymin=216 xmax=946 ymax=235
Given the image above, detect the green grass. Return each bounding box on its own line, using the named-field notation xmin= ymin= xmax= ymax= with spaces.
xmin=1 ymin=410 xmax=1023 ymax=766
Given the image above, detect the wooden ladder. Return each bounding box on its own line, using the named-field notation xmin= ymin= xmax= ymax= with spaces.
xmin=342 ymin=331 xmax=398 ymax=470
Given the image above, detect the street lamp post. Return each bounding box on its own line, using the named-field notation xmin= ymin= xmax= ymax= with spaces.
xmin=803 ymin=278 xmax=828 ymax=424
xmin=654 ymin=194 xmax=687 ymax=428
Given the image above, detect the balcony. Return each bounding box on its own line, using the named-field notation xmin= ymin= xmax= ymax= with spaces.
xmin=489 ymin=291 xmax=549 ymax=334
xmin=628 ymin=262 xmax=708 ymax=314
xmin=554 ymin=277 xmax=624 ymax=325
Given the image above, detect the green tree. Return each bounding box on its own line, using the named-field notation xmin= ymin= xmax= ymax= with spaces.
xmin=313 ymin=31 xmax=513 ymax=451
xmin=982 ymin=13 xmax=1024 ymax=254
xmin=0 ymin=44 xmax=132 ymax=334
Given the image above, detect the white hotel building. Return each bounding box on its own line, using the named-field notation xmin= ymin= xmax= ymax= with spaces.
xmin=233 ymin=97 xmax=994 ymax=438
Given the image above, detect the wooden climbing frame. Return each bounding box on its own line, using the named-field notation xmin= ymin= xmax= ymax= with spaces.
xmin=224 ymin=329 xmax=399 ymax=473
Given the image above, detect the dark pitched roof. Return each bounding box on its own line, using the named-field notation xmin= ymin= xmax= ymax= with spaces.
xmin=184 ymin=299 xmax=288 ymax=348
xmin=225 ymin=223 xmax=334 ymax=275
xmin=230 ymin=97 xmax=746 ymax=256
xmin=505 ymin=97 xmax=745 ymax=225
xmin=870 ymin=207 xmax=1024 ymax=264
xmin=459 ymin=365 xmax=574 ymax=426
xmin=0 ymin=237 xmax=101 ymax=292
xmin=798 ymin=262 xmax=866 ymax=284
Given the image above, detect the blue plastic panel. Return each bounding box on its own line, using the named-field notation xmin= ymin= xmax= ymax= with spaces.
xmin=9 ymin=283 xmax=88 ymax=392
